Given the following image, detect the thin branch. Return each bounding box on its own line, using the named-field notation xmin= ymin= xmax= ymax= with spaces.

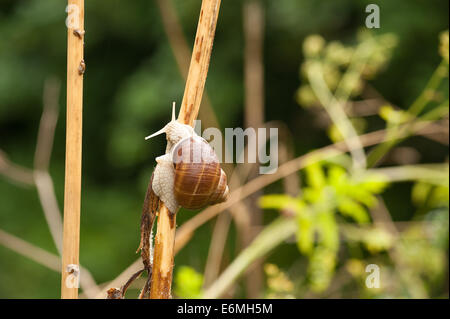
xmin=34 ymin=78 xmax=60 ymax=171
xmin=34 ymin=171 xmax=64 ymax=253
xmin=365 ymin=163 xmax=449 ymax=184
xmin=203 ymin=211 xmax=232 ymax=288
xmin=95 ymin=259 xmax=143 ymax=299
xmin=0 ymin=150 xmax=34 ymax=186
xmin=242 ymin=0 xmax=266 ymax=298
xmin=308 ymin=61 xmax=367 ymax=170
xmin=202 ymin=217 xmax=297 ymax=298
xmin=367 ymin=59 xmax=449 ymax=167
xmin=244 ymin=0 xmax=265 ymax=130
xmin=0 ymin=229 xmax=61 ymax=273
xmin=409 ymin=60 xmax=449 ymax=116
xmin=33 ymin=77 xmax=64 ymax=254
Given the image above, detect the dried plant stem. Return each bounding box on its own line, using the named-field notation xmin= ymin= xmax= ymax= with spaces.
xmin=244 ymin=0 xmax=265 ymax=129
xmin=203 ymin=212 xmax=232 ymax=287
xmin=150 ymin=0 xmax=221 ymax=299
xmin=177 ymin=0 xmax=221 ymax=127
xmin=154 ymin=0 xmax=221 ymax=132
xmin=242 ymin=0 xmax=265 ymax=298
xmin=0 ymin=150 xmax=34 ymax=186
xmin=0 ymin=229 xmax=61 ymax=273
xmin=150 ymin=206 xmax=176 ymax=299
xmin=34 ymin=78 xmax=63 ymax=254
xmin=61 ymin=0 xmax=85 ymax=299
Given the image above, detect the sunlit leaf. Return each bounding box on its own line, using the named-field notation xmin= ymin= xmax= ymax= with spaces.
xmin=305 ymin=162 xmax=326 ymax=190
xmin=338 ymin=197 xmax=370 ymax=224
xmin=359 ymin=174 xmax=389 ymax=194
xmin=345 ymin=185 xmax=378 ymax=208
xmin=296 ymin=210 xmax=314 ymax=255
xmin=316 ymin=211 xmax=339 ymax=252
xmin=411 ymin=182 xmax=433 ymax=206
xmin=259 ymin=194 xmax=298 ymax=211
xmin=379 ymin=105 xmax=412 ymax=125
xmin=327 ymin=165 xmax=347 ymax=188
xmin=174 ymin=266 xmax=204 ymax=299
xmin=308 ymin=247 xmax=336 ymax=292
xmin=302 ymin=187 xmax=322 ymax=204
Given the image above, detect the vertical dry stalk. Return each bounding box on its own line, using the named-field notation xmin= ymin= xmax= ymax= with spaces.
xmin=244 ymin=0 xmax=265 ymax=129
xmin=61 ymin=0 xmax=85 ymax=299
xmin=150 ymin=0 xmax=222 ymax=299
xmin=34 ymin=78 xmax=63 ymax=254
xmin=242 ymin=0 xmax=265 ymax=298
xmin=177 ymin=0 xmax=221 ymax=127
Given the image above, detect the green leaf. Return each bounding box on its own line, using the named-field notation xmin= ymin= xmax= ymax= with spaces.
xmin=379 ymin=105 xmax=412 ymax=125
xmin=359 ymin=174 xmax=389 ymax=194
xmin=296 ymin=210 xmax=314 ymax=255
xmin=174 ymin=266 xmax=204 ymax=299
xmin=338 ymin=197 xmax=370 ymax=224
xmin=316 ymin=211 xmax=339 ymax=252
xmin=302 ymin=187 xmax=322 ymax=204
xmin=345 ymin=185 xmax=378 ymax=208
xmin=308 ymin=247 xmax=336 ymax=292
xmin=429 ymin=185 xmax=450 ymax=207
xmin=305 ymin=162 xmax=326 ymax=190
xmin=327 ymin=165 xmax=347 ymax=188
xmin=259 ymin=194 xmax=299 ymax=211
xmin=411 ymin=182 xmax=433 ymax=206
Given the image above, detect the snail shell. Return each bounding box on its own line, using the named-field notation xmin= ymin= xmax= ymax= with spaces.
xmin=172 ymin=136 xmax=229 ymax=209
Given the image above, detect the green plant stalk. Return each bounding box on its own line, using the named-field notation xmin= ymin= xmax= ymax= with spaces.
xmin=367 ymin=60 xmax=449 ymax=167
xmin=308 ymin=62 xmax=367 ymax=170
xmin=367 ymin=101 xmax=449 ymax=168
xmin=409 ymin=60 xmax=449 ymax=116
xmin=202 ymin=217 xmax=297 ymax=299
xmin=366 ymin=163 xmax=449 ymax=185
xmin=307 ymin=39 xmax=380 ymax=171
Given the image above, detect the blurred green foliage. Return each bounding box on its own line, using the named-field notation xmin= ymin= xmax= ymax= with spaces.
xmin=261 ymin=161 xmax=388 ymax=292
xmin=0 ymin=0 xmax=448 ymax=298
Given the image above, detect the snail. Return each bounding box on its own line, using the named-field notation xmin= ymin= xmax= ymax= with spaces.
xmin=145 ymin=102 xmax=229 ymax=213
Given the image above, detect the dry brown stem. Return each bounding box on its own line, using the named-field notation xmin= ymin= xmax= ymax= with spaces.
xmin=149 ymin=0 xmax=222 ymax=299
xmin=61 ymin=0 xmax=85 ymax=299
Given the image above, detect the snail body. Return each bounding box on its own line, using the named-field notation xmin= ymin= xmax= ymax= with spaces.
xmin=146 ymin=103 xmax=229 ymax=213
